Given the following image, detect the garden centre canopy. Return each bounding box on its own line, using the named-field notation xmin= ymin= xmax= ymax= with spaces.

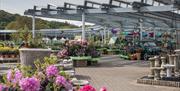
xmin=24 ymin=0 xmax=180 ymax=40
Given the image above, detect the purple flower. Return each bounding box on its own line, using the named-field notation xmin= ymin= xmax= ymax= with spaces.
xmin=46 ymin=65 xmax=59 ymax=78
xmin=111 ymin=28 xmax=118 ymax=34
xmin=55 ymin=75 xmax=66 ymax=86
xmin=19 ymin=77 xmax=40 ymax=91
xmin=64 ymin=81 xmax=73 ymax=90
xmin=7 ymin=69 xmax=23 ymax=83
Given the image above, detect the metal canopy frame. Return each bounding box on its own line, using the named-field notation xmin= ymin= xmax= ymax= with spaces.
xmin=24 ymin=0 xmax=180 ymax=39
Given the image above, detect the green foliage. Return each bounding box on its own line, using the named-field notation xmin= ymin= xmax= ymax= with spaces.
xmin=34 ymin=55 xmax=58 ymax=71
xmin=29 ymin=33 xmax=46 ymax=48
xmin=11 ymin=25 xmax=47 ymax=48
xmin=0 ymin=10 xmax=17 ymax=29
xmin=11 ymin=25 xmax=32 ymax=43
xmin=0 ymin=10 xmax=78 ymax=30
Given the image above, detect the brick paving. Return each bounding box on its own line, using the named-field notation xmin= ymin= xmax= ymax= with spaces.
xmin=75 ymin=55 xmax=180 ymax=91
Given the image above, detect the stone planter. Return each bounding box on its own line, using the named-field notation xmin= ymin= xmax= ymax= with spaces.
xmin=70 ymin=56 xmax=91 ymax=67
xmin=19 ymin=48 xmax=51 ymax=67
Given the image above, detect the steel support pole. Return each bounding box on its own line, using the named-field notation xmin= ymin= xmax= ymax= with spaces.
xmin=104 ymin=27 xmax=106 ymax=44
xmin=153 ymin=29 xmax=156 ymax=40
xmin=82 ymin=12 xmax=85 ymax=40
xmin=32 ymin=15 xmax=35 ymax=38
xmin=139 ymin=19 xmax=143 ymax=41
xmin=101 ymin=31 xmax=103 ymax=44
xmin=107 ymin=29 xmax=110 ymax=40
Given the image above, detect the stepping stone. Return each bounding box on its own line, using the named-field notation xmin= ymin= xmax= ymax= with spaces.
xmin=63 ymin=63 xmax=73 ymax=69
xmin=63 ymin=70 xmax=75 ymax=77
xmin=72 ymin=79 xmax=89 ymax=86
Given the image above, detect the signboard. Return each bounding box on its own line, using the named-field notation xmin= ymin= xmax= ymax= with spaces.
xmin=74 ymin=36 xmax=82 ymax=40
xmin=108 ymin=37 xmax=117 ymax=44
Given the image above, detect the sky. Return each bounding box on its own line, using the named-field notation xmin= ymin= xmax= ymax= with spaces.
xmin=0 ymin=0 xmax=139 ymax=25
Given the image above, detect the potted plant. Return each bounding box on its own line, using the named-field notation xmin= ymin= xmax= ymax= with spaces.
xmin=136 ymin=48 xmax=142 ymax=60
xmin=2 ymin=47 xmax=10 ymax=58
xmin=0 ymin=56 xmax=106 ymax=91
xmin=0 ymin=47 xmax=3 ymax=58
xmin=62 ymin=40 xmax=92 ymax=67
xmin=11 ymin=25 xmax=51 ymax=67
xmin=86 ymin=42 xmax=101 ymax=65
xmin=9 ymin=48 xmax=18 ymax=58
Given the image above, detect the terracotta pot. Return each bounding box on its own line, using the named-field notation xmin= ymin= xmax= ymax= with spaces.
xmin=4 ymin=55 xmax=9 ymax=58
xmin=10 ymin=54 xmax=16 ymax=58
xmin=130 ymin=54 xmax=136 ymax=60
xmin=0 ymin=55 xmax=3 ymax=58
xmin=136 ymin=53 xmax=141 ymax=60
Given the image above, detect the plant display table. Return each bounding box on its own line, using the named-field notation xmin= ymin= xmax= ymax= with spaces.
xmin=0 ymin=57 xmax=19 ymax=63
xmin=97 ymin=48 xmax=107 ymax=54
xmin=107 ymin=49 xmax=120 ymax=55
xmin=70 ymin=56 xmax=92 ymax=67
xmin=90 ymin=57 xmax=100 ymax=66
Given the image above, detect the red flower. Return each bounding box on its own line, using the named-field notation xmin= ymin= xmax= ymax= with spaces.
xmin=79 ymin=85 xmax=96 ymax=91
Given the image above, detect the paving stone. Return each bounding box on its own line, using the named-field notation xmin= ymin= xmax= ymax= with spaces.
xmin=75 ymin=55 xmax=180 ymax=91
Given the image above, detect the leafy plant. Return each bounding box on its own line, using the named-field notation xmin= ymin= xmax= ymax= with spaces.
xmin=11 ymin=25 xmax=46 ymax=48
xmin=34 ymin=55 xmax=58 ymax=71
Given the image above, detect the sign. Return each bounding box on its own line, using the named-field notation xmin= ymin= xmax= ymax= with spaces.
xmin=108 ymin=37 xmax=117 ymax=44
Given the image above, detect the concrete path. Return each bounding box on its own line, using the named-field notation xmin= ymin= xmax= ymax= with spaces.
xmin=75 ymin=55 xmax=180 ymax=91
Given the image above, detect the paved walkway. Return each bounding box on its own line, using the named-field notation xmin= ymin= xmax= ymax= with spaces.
xmin=75 ymin=55 xmax=180 ymax=91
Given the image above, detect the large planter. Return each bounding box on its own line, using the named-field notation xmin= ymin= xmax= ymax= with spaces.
xmin=70 ymin=56 xmax=92 ymax=67
xmin=19 ymin=48 xmax=51 ymax=67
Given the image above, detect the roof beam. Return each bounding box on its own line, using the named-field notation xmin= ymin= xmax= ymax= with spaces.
xmin=140 ymin=5 xmax=176 ymax=12
xmin=33 ymin=4 xmax=177 ymax=15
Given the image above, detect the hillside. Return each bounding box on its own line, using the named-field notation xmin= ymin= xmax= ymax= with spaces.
xmin=0 ymin=10 xmax=79 ymax=30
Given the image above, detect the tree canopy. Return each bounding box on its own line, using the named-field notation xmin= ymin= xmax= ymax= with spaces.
xmin=0 ymin=10 xmax=79 ymax=30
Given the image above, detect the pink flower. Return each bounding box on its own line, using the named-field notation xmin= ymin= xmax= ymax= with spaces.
xmin=19 ymin=77 xmax=40 ymax=91
xmin=57 ymin=49 xmax=68 ymax=58
xmin=0 ymin=84 xmax=3 ymax=91
xmin=55 ymin=75 xmax=66 ymax=86
xmin=7 ymin=70 xmax=12 ymax=81
xmin=46 ymin=65 xmax=59 ymax=77
xmin=7 ymin=69 xmax=23 ymax=83
xmin=100 ymin=87 xmax=107 ymax=91
xmin=80 ymin=85 xmax=96 ymax=91
xmin=64 ymin=81 xmax=73 ymax=90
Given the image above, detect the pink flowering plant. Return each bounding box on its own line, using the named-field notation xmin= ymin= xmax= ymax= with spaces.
xmin=0 ymin=56 xmax=72 ymax=91
xmin=58 ymin=40 xmax=100 ymax=58
xmin=46 ymin=65 xmax=59 ymax=78
xmin=7 ymin=69 xmax=23 ymax=84
xmin=19 ymin=77 xmax=40 ymax=91
xmin=57 ymin=49 xmax=68 ymax=58
xmin=0 ymin=56 xmax=106 ymax=91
